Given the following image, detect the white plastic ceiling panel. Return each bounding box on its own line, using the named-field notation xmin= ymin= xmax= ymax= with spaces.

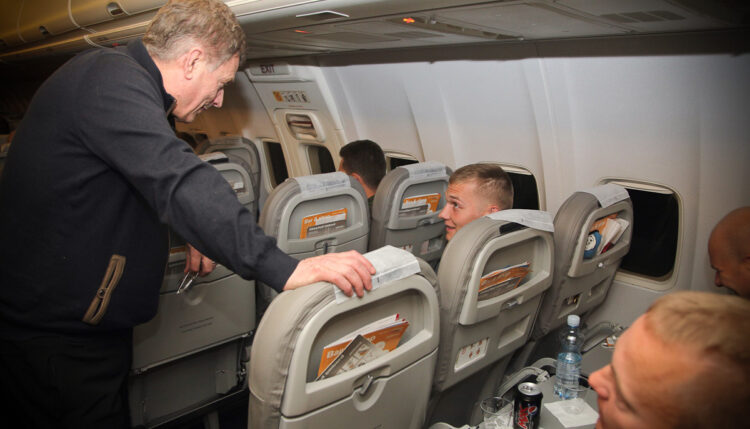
xmin=557 ymin=0 xmax=732 ymax=32
xmin=434 ymin=2 xmax=626 ymax=39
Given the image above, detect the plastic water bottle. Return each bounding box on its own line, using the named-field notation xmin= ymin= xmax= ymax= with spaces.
xmin=554 ymin=314 xmax=584 ymax=399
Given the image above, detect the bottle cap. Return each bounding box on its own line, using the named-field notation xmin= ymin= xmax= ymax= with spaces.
xmin=567 ymin=314 xmax=580 ymax=328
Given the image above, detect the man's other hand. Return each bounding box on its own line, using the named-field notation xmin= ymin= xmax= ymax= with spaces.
xmin=284 ymin=250 xmax=375 ymax=297
xmin=185 ymin=243 xmax=217 ymax=276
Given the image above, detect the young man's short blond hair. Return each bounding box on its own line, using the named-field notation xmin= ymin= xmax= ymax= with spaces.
xmin=644 ymin=291 xmax=750 ymax=429
xmin=449 ymin=163 xmax=514 ymax=210
xmin=143 ymin=0 xmax=246 ymax=67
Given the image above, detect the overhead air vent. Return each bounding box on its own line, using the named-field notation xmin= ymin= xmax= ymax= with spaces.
xmin=296 ymin=10 xmax=349 ymax=22
xmin=304 ymin=32 xmax=397 ymax=44
xmin=601 ymin=10 xmax=686 ymax=24
xmin=386 ymin=31 xmax=443 ymax=39
xmin=387 ymin=16 xmax=516 ymax=41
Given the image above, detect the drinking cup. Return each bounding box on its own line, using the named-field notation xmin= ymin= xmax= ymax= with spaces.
xmin=560 ymin=375 xmax=591 ymax=415
xmin=480 ymin=396 xmax=513 ymax=428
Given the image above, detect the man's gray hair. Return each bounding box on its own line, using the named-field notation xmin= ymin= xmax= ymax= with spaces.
xmin=143 ymin=0 xmax=246 ymax=67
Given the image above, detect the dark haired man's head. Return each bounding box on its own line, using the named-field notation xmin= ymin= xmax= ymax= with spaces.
xmin=338 ymin=140 xmax=386 ymax=198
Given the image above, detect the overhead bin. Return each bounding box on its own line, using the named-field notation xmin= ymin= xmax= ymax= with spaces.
xmin=17 ymin=0 xmax=79 ymax=43
xmin=116 ymin=0 xmax=165 ymax=15
xmin=0 ymin=7 xmax=155 ymax=63
xmin=1 ymin=0 xmax=748 ymax=64
xmin=71 ymin=0 xmax=164 ymax=28
xmin=0 ymin=30 xmax=92 ymax=63
xmin=0 ymin=0 xmax=24 ymax=48
xmin=83 ymin=11 xmax=156 ymax=48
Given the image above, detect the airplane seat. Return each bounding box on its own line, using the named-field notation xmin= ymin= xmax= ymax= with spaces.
xmin=369 ymin=161 xmax=452 ymax=264
xmin=128 ymin=153 xmax=259 ymax=427
xmin=432 ymin=210 xmax=555 ymax=391
xmin=199 ymin=136 xmax=262 ymax=219
xmin=530 ymin=184 xmax=633 ymax=348
xmin=248 ymin=246 xmax=440 ymax=429
xmin=255 ymin=171 xmax=370 ymax=315
xmin=258 ymin=171 xmax=370 ymax=259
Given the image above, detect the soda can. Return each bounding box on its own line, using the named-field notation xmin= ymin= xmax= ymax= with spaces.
xmin=513 ymin=382 xmax=542 ymax=429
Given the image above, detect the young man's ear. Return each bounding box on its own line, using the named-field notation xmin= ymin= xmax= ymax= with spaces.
xmin=350 ymin=172 xmax=365 ymax=188
xmin=486 ymin=205 xmax=501 ymax=215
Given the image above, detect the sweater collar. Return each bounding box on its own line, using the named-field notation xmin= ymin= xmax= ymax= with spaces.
xmin=127 ymin=39 xmax=176 ymax=115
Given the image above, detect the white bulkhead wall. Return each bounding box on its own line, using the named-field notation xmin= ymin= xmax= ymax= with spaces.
xmin=311 ymin=32 xmax=750 ymax=296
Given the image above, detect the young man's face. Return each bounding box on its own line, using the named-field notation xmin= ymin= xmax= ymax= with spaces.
xmin=588 ymin=316 xmax=695 ymax=429
xmin=438 ymin=179 xmax=498 ymax=240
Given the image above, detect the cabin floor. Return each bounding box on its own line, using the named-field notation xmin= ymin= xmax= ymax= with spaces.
xmin=145 ymin=390 xmax=248 ymax=429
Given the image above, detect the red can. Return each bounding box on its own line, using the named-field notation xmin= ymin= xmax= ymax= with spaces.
xmin=513 ymin=382 xmax=542 ymax=429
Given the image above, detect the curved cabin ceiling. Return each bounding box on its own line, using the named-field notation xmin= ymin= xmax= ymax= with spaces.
xmin=0 ymin=0 xmax=748 ymax=64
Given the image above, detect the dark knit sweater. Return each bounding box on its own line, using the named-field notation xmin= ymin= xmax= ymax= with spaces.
xmin=0 ymin=40 xmax=296 ymax=335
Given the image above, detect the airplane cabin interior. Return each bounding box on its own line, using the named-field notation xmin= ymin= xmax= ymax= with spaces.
xmin=1 ymin=1 xmax=749 ymax=428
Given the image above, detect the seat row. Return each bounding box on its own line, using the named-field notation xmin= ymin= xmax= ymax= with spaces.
xmin=127 ymin=136 xmax=634 ymax=428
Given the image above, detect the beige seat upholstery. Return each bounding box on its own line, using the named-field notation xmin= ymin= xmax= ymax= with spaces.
xmin=249 ymin=246 xmax=440 ymax=429
xmin=532 ymin=184 xmax=633 ymax=339
xmin=255 ymin=172 xmax=371 ymax=315
xmin=200 ymin=136 xmax=262 ymax=219
xmin=129 ymin=155 xmax=257 ymax=427
xmin=259 ymin=172 xmax=369 ymax=259
xmin=369 ymin=161 xmax=451 ymax=264
xmin=433 ymin=209 xmax=555 ymax=392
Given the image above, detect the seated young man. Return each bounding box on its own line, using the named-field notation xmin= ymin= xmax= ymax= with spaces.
xmin=338 ymin=139 xmax=386 ymax=212
xmin=589 ymin=291 xmax=750 ymax=429
xmin=438 ymin=163 xmax=514 ymax=241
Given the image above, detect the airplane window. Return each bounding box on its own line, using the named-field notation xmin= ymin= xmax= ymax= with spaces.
xmin=306 ymin=144 xmax=336 ymax=174
xmin=497 ymin=165 xmax=540 ymax=211
xmin=263 ymin=140 xmax=288 ymax=188
xmin=385 ymin=153 xmax=418 ymax=171
xmin=508 ymin=172 xmax=540 ymax=210
xmin=619 ymin=187 xmax=679 ymax=279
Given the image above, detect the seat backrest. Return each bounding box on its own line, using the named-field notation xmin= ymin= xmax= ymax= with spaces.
xmin=129 ymin=154 xmax=257 ymax=426
xmin=258 ymin=172 xmax=369 ymax=259
xmin=200 ymin=136 xmax=262 ymax=219
xmin=249 ymin=246 xmax=440 ymax=429
xmin=369 ymin=161 xmax=451 ymax=263
xmin=532 ymin=184 xmax=634 ymax=339
xmin=433 ymin=209 xmax=555 ymax=392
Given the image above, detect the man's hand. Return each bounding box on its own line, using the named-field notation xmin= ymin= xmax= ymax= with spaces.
xmin=284 ymin=250 xmax=375 ymax=297
xmin=185 ymin=243 xmax=217 ymax=276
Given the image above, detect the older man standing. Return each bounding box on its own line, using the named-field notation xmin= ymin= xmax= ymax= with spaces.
xmin=0 ymin=1 xmax=373 ymax=426
xmin=588 ymin=291 xmax=750 ymax=429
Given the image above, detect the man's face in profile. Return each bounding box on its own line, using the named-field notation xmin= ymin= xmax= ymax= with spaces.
xmin=708 ymin=232 xmax=750 ymax=298
xmin=588 ymin=316 xmax=695 ymax=429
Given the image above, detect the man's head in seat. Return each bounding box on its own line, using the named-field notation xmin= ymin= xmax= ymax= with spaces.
xmin=438 ymin=163 xmax=513 ymax=241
